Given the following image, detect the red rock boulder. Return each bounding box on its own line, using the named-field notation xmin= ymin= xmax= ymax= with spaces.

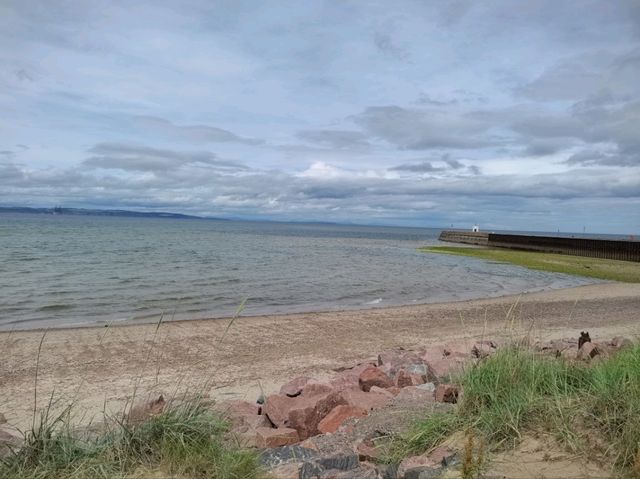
xmin=358 ymin=366 xmax=393 ymax=392
xmin=255 ymin=427 xmax=299 ymax=448
xmin=317 ymin=405 xmax=367 ymax=433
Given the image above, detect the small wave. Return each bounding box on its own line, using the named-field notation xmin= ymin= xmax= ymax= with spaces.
xmin=365 ymin=298 xmax=383 ymax=305
xmin=38 ymin=304 xmax=74 ymax=311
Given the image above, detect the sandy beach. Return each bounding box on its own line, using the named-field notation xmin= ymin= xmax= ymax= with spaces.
xmin=1 ymin=282 xmax=639 ymax=430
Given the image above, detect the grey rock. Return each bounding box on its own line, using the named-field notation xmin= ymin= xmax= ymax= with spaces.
xmin=377 ymin=463 xmax=399 ymax=479
xmin=259 ymin=445 xmax=319 ymax=468
xmin=404 ymin=466 xmax=443 ymax=479
xmin=299 ymin=453 xmax=360 ymax=478
xmin=415 ymin=383 xmax=436 ymax=392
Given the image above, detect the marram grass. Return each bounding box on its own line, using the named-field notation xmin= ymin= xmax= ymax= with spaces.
xmin=420 ymin=246 xmax=640 ymax=283
xmin=0 ymin=399 xmax=264 ymax=479
xmin=393 ymin=345 xmax=640 ymax=475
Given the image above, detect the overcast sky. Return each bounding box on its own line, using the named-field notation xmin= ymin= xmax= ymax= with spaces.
xmin=1 ymin=1 xmax=640 ymax=233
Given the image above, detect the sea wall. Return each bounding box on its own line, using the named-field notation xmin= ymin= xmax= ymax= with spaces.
xmin=437 ymin=230 xmax=489 ymax=246
xmin=487 ymin=233 xmax=640 ymax=262
xmin=438 ymin=230 xmax=640 ymax=262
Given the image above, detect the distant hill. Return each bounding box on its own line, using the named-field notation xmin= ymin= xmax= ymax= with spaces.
xmin=0 ymin=206 xmax=211 ymax=219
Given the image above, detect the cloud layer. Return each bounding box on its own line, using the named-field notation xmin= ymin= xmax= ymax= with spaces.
xmin=1 ymin=1 xmax=639 ymax=233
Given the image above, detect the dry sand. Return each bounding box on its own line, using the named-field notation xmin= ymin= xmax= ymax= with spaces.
xmin=1 ymin=283 xmax=639 ymax=431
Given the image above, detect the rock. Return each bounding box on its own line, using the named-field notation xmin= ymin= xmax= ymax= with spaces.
xmin=398 ymin=453 xmax=440 ymax=478
xmin=396 ymin=369 xmax=426 ymax=388
xmin=127 ymin=394 xmax=165 ymax=423
xmin=472 ymin=341 xmax=497 ymax=358
xmin=359 ymin=366 xmax=394 ymax=392
xmin=443 ymin=340 xmax=476 ymax=358
xmin=280 ymin=377 xmax=311 ymax=397
xmin=316 ymin=465 xmax=379 ymax=478
xmin=376 ymin=463 xmax=399 ymax=479
xmin=224 ymin=399 xmax=260 ymax=416
xmin=0 ymin=413 xmax=6 ymax=425
xmin=255 ymin=427 xmax=299 ymax=448
xmin=339 ymin=388 xmax=392 ymax=411
xmin=268 ymin=463 xmax=300 ymax=479
xmin=318 ymin=405 xmax=368 ymax=434
xmin=377 ymin=350 xmax=424 ymax=378
xmin=356 ymin=441 xmax=382 ymax=462
xmin=577 ymin=342 xmax=599 ymax=361
xmin=300 ymin=453 xmax=360 ymax=478
xmin=264 ymin=389 xmax=348 ymax=439
xmin=611 ymin=336 xmax=633 ymax=350
xmin=394 ymin=385 xmax=436 ymax=403
xmin=434 ymin=384 xmax=460 ymax=403
xmin=302 ymin=381 xmax=334 ymax=397
xmin=425 ymin=357 xmax=465 ymax=382
xmin=330 ymin=363 xmax=375 ymax=391
xmin=369 ymin=386 xmax=396 ymax=398
xmin=259 ymin=445 xmax=319 ymax=468
xmin=428 ymin=446 xmax=457 ymax=466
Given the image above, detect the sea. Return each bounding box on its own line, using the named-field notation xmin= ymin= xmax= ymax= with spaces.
xmin=0 ymin=213 xmax=600 ymax=331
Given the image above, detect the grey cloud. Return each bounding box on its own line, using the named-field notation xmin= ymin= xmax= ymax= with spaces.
xmin=565 ymin=149 xmax=639 ymax=167
xmin=133 ymin=116 xmax=264 ymax=145
xmin=353 ymin=106 xmax=495 ymax=150
xmin=389 ymin=161 xmax=443 ymax=173
xmin=296 ymin=129 xmax=370 ymax=149
xmin=373 ymin=32 xmax=409 ymax=60
xmin=84 ymin=143 xmax=248 ymax=172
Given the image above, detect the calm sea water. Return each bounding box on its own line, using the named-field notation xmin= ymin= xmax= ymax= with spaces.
xmin=0 ymin=214 xmax=598 ymax=331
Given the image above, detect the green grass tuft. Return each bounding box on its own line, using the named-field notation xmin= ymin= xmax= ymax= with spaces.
xmin=397 ymin=344 xmax=640 ymax=474
xmin=420 ymin=246 xmax=640 ymax=282
xmin=0 ymin=400 xmax=264 ymax=479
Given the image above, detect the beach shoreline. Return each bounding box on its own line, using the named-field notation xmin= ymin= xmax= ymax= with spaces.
xmin=1 ymin=282 xmax=639 ymax=430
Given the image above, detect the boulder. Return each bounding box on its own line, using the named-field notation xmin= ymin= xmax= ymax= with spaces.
xmin=377 ymin=349 xmax=424 ymax=377
xmin=267 ymin=463 xmax=300 ymax=479
xmin=395 ymin=369 xmax=426 ymax=388
xmin=577 ymin=342 xmax=600 ymax=361
xmin=264 ymin=389 xmax=348 ymax=439
xmin=472 ymin=340 xmax=497 ymax=358
xmin=394 ymin=385 xmax=436 ymax=403
xmin=428 ymin=446 xmax=457 ymax=466
xmin=398 ymin=453 xmax=441 ymax=479
xmin=318 ymin=405 xmax=367 ymax=434
xmin=443 ymin=340 xmax=476 ymax=358
xmin=330 ymin=363 xmax=374 ymax=391
xmin=299 ymin=453 xmax=359 ymax=479
xmin=369 ymin=386 xmax=396 ymax=398
xmin=356 ymin=440 xmax=382 ymax=462
xmin=259 ymin=445 xmax=319 ymax=468
xmin=255 ymin=427 xmax=299 ymax=448
xmin=611 ymin=336 xmax=633 ymax=350
xmin=434 ymin=384 xmax=460 ymax=404
xmin=280 ymin=377 xmax=310 ymax=397
xmin=359 ymin=366 xmax=394 ymax=392
xmin=425 ymin=357 xmax=464 ymax=382
xmin=127 ymin=394 xmax=165 ymax=423
xmin=338 ymin=388 xmax=392 ymax=411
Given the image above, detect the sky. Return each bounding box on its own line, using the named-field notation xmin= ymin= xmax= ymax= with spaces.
xmin=1 ymin=1 xmax=640 ymax=233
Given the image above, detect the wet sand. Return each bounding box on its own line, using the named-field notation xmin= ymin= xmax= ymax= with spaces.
xmin=1 ymin=283 xmax=639 ymax=430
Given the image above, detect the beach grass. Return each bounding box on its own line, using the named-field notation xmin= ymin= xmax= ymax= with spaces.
xmin=0 ymin=398 xmax=264 ymax=479
xmin=420 ymin=246 xmax=640 ymax=282
xmin=391 ymin=345 xmax=640 ymax=475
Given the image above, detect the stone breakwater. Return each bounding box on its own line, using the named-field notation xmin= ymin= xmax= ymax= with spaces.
xmin=216 ymin=334 xmax=633 ymax=479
